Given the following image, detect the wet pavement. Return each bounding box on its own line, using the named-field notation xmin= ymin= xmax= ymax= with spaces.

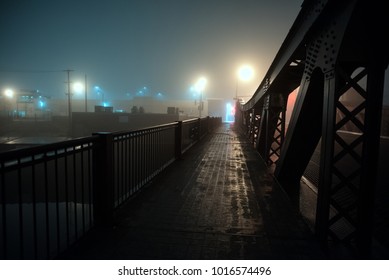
xmin=0 ymin=136 xmax=72 ymax=152
xmin=2 ymin=136 xmax=71 ymax=144
xmin=60 ymin=123 xmax=326 ymax=260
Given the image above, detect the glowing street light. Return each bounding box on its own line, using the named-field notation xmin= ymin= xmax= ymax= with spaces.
xmin=195 ymin=77 xmax=207 ymax=118
xmin=73 ymin=82 xmax=84 ymax=94
xmin=73 ymin=75 xmax=88 ymax=112
xmin=4 ymin=88 xmax=14 ymax=98
xmin=94 ymin=85 xmax=105 ymax=106
xmin=195 ymin=77 xmax=207 ymax=92
xmin=3 ymin=88 xmax=15 ymax=117
xmin=235 ymin=64 xmax=254 ymax=100
xmin=238 ymin=64 xmax=254 ymax=81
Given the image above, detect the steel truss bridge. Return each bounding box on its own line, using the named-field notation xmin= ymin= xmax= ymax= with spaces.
xmin=235 ymin=0 xmax=389 ymax=257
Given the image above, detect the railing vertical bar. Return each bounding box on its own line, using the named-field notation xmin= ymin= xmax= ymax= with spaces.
xmin=116 ymin=138 xmax=120 ymax=203
xmin=118 ymin=138 xmax=122 ymax=204
xmin=147 ymin=131 xmax=151 ymax=181
xmin=132 ymin=133 xmax=136 ymax=193
xmin=160 ymin=129 xmax=163 ymax=168
xmin=120 ymin=138 xmax=124 ymax=202
xmin=143 ymin=133 xmax=146 ymax=183
xmin=127 ymin=135 xmax=131 ymax=195
xmin=149 ymin=130 xmax=152 ymax=177
xmin=87 ymin=144 xmax=93 ymax=226
xmin=141 ymin=132 xmax=144 ymax=186
xmin=129 ymin=135 xmax=133 ymax=195
xmin=80 ymin=147 xmax=86 ymax=235
xmin=44 ymin=158 xmax=50 ymax=259
xmin=153 ymin=130 xmax=155 ymax=176
xmin=167 ymin=128 xmax=171 ymax=163
xmin=139 ymin=133 xmax=143 ymax=187
xmin=125 ymin=136 xmax=131 ymax=196
xmin=152 ymin=130 xmax=156 ymax=176
xmin=113 ymin=139 xmax=117 ymax=205
xmin=151 ymin=130 xmax=154 ymax=177
xmin=118 ymin=138 xmax=122 ymax=203
xmin=1 ymin=162 xmax=7 ymax=259
xmin=17 ymin=158 xmax=24 ymax=259
xmin=145 ymin=131 xmax=148 ymax=184
xmin=159 ymin=129 xmax=163 ymax=171
xmin=64 ymin=150 xmax=70 ymax=246
xmin=143 ymin=132 xmax=146 ymax=185
xmin=121 ymin=138 xmax=125 ymax=201
xmin=162 ymin=129 xmax=166 ymax=166
xmin=135 ymin=133 xmax=139 ymax=191
xmin=130 ymin=134 xmax=134 ymax=194
xmin=142 ymin=130 xmax=150 ymax=182
xmin=161 ymin=128 xmax=164 ymax=169
xmin=124 ymin=136 xmax=129 ymax=199
xmin=72 ymin=147 xmax=78 ymax=241
xmin=31 ymin=158 xmax=37 ymax=259
xmin=145 ymin=132 xmax=149 ymax=181
xmin=154 ymin=130 xmax=157 ymax=174
xmin=114 ymin=138 xmax=118 ymax=204
xmin=54 ymin=150 xmax=61 ymax=255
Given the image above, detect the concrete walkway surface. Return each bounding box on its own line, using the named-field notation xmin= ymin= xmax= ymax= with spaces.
xmin=59 ymin=123 xmax=326 ymax=260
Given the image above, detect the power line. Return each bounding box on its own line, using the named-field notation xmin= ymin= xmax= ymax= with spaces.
xmin=0 ymin=69 xmax=65 ymax=74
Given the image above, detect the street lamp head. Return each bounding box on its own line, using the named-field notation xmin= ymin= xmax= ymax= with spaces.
xmin=195 ymin=77 xmax=207 ymax=92
xmin=4 ymin=88 xmax=14 ymax=98
xmin=238 ymin=64 xmax=254 ymax=81
xmin=73 ymin=82 xmax=84 ymax=94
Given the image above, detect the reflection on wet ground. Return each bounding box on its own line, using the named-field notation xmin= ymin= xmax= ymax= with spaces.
xmin=60 ymin=123 xmax=326 ymax=260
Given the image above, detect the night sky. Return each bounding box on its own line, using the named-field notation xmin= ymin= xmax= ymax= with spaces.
xmin=0 ymin=0 xmax=303 ymax=102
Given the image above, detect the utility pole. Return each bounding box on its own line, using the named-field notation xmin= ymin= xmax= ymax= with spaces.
xmin=85 ymin=74 xmax=88 ymax=112
xmin=65 ymin=69 xmax=74 ymax=131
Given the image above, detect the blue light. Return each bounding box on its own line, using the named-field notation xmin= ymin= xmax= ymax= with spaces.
xmin=225 ymin=103 xmax=235 ymax=123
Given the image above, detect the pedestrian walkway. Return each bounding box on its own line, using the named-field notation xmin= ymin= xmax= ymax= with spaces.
xmin=60 ymin=123 xmax=326 ymax=260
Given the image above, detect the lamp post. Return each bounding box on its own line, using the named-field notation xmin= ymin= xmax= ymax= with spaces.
xmin=73 ymin=80 xmax=87 ymax=113
xmin=65 ymin=69 xmax=74 ymax=130
xmin=84 ymin=74 xmax=88 ymax=112
xmin=94 ymin=86 xmax=105 ymax=106
xmin=235 ymin=64 xmax=254 ymax=100
xmin=195 ymin=77 xmax=207 ymax=118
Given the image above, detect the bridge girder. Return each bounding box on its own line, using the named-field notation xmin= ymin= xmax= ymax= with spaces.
xmin=237 ymin=0 xmax=389 ymax=257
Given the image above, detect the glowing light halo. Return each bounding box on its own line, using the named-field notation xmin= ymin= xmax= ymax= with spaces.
xmin=4 ymin=88 xmax=14 ymax=98
xmin=195 ymin=77 xmax=207 ymax=92
xmin=73 ymin=82 xmax=84 ymax=93
xmin=237 ymin=64 xmax=254 ymax=81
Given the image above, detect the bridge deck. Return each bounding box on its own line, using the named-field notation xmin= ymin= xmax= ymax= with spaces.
xmin=60 ymin=123 xmax=325 ymax=260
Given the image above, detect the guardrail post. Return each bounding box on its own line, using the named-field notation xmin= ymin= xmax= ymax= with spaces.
xmin=175 ymin=121 xmax=183 ymax=159
xmin=92 ymin=132 xmax=114 ymax=227
xmin=197 ymin=118 xmax=201 ymax=141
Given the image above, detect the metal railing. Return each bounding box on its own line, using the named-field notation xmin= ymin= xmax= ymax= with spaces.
xmin=0 ymin=117 xmax=221 ymax=259
xmin=0 ymin=137 xmax=96 ymax=259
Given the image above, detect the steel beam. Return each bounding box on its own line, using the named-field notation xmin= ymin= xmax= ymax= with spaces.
xmin=238 ymin=0 xmax=389 ymax=256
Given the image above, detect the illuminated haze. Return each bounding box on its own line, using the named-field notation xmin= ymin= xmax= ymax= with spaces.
xmin=0 ymin=0 xmax=303 ymax=102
